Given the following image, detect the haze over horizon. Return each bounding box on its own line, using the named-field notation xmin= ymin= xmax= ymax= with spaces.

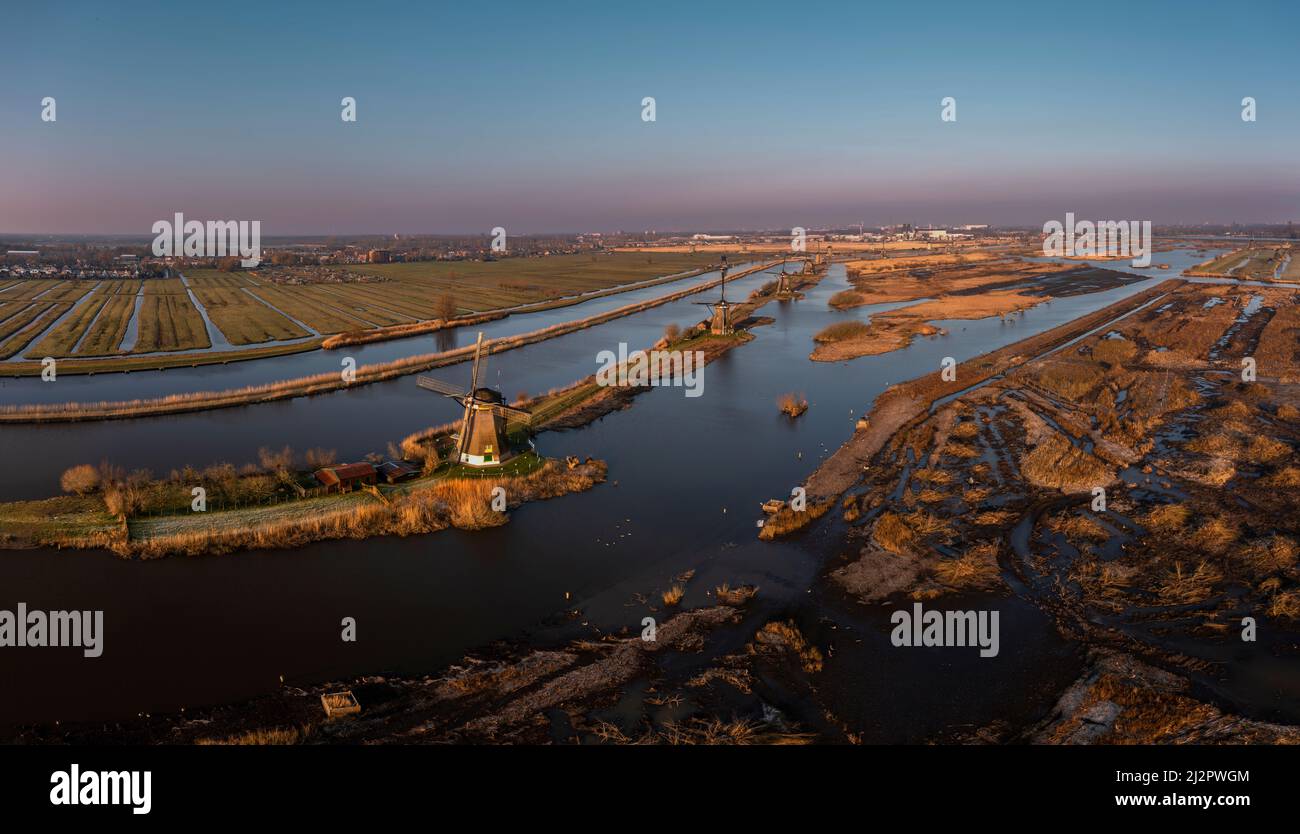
xmin=3 ymin=0 xmax=1297 ymax=235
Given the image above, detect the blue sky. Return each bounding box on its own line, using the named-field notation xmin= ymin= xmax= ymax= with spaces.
xmin=2 ymin=0 xmax=1297 ymax=233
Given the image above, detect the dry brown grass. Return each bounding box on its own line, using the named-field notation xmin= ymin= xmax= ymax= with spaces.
xmin=1031 ymin=359 xmax=1105 ymax=400
xmin=1247 ymin=435 xmax=1291 ymax=464
xmin=591 ymin=717 xmax=815 ymax=745
xmin=933 ymin=541 xmax=1001 ymax=588
xmin=1267 ymin=589 xmax=1300 ymax=619
xmin=1187 ymin=516 xmax=1238 ymax=555
xmin=814 ymin=320 xmax=871 ymax=343
xmin=1157 ymin=561 xmax=1224 ymax=604
xmin=943 ymin=442 xmax=981 ymax=460
xmin=828 ymin=289 xmax=866 ymax=309
xmin=873 ymin=511 xmax=914 ymax=553
xmin=1141 ymin=503 xmax=1192 ymax=533
xmin=754 ymin=621 xmax=823 ymax=673
xmin=1262 ymin=466 xmax=1300 ymax=488
xmin=195 ymin=726 xmax=311 ymax=745
xmin=1048 ymin=512 xmax=1109 ymax=542
xmin=1091 ymin=337 xmax=1137 ymax=366
xmin=757 ymin=498 xmax=833 ymax=540
xmin=713 ymin=583 xmax=758 ymax=605
xmin=1021 ymin=433 xmax=1112 ymax=492
xmin=912 ymin=467 xmax=954 ymax=484
xmin=1246 ymin=536 xmax=1298 ymax=574
xmin=950 ymin=420 xmax=980 ymax=439
xmin=777 ymin=392 xmax=809 ymax=418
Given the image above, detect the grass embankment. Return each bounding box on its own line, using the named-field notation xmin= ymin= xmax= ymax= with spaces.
xmin=3 ymin=338 xmax=325 ymax=377
xmin=0 ymin=261 xmax=781 ymax=423
xmin=1 ymin=453 xmax=604 ymax=558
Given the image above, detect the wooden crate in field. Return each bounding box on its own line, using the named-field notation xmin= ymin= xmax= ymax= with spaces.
xmin=321 ymin=690 xmax=361 ymax=719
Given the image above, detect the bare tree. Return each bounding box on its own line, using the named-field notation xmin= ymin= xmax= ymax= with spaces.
xmin=436 ymin=293 xmax=457 ymax=321
xmin=304 ymin=447 xmax=337 ymax=469
xmin=60 ymin=464 xmax=100 ymax=496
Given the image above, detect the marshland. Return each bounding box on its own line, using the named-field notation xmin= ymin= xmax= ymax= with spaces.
xmin=4 ymin=244 xmax=1298 ymax=746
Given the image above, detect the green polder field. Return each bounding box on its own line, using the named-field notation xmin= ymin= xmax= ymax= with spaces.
xmin=1192 ymin=246 xmax=1295 ymax=280
xmin=185 ymin=272 xmax=310 ymax=345
xmin=133 ymin=279 xmax=210 ymax=353
xmin=1 ymin=252 xmax=739 ymax=374
xmin=340 ymin=251 xmax=734 ymax=314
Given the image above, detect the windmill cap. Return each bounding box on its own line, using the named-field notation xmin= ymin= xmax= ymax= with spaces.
xmin=473 ymin=387 xmax=503 ymax=402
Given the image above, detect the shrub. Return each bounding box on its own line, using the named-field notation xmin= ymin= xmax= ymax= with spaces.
xmin=777 ymin=392 xmax=808 ymax=417
xmin=1092 ymin=337 xmax=1137 ymax=366
xmin=828 ymin=289 xmax=864 ymax=309
xmin=60 ymin=464 xmax=100 ymax=496
xmin=814 ymin=320 xmax=871 ymax=343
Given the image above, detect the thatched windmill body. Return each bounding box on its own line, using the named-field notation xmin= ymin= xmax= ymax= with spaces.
xmin=417 ymin=332 xmax=531 ymax=467
xmin=694 ymin=255 xmax=734 ymax=335
xmin=776 ymin=258 xmax=801 ymax=294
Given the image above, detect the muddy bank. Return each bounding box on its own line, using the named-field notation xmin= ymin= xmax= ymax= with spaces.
xmin=7 ymin=601 xmax=820 ymax=745
xmin=809 ymin=279 xmax=1300 ymax=733
xmin=759 ymin=279 xmax=1183 ymax=539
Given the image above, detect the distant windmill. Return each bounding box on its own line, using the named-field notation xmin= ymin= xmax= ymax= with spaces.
xmin=694 ymin=255 xmax=734 ymax=335
xmin=776 ymin=258 xmax=801 ymax=295
xmin=416 ymin=332 xmax=531 ymax=467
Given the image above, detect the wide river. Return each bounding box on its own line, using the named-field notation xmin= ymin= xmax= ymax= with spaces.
xmin=0 ymin=248 xmax=1226 ymax=729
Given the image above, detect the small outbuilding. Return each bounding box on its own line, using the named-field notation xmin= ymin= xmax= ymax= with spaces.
xmin=314 ymin=462 xmax=378 ymax=493
xmin=377 ymin=460 xmax=420 ymax=484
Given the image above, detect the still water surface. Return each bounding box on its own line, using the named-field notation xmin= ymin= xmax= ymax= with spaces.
xmin=0 ymin=255 xmax=1260 ymax=731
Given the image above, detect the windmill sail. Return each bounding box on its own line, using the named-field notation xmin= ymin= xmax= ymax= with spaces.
xmin=416 ymin=376 xmax=467 ymax=398
xmin=416 ymin=330 xmax=533 ymax=467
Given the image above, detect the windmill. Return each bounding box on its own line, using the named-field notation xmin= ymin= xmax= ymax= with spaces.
xmin=776 ymin=258 xmax=800 ymax=295
xmin=416 ymin=332 xmax=531 ymax=467
xmin=694 ymin=255 xmax=734 ymax=335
